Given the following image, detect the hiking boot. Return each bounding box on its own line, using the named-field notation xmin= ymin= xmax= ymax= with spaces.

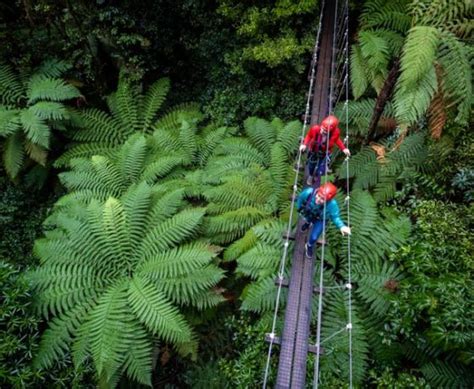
xmin=306 ymin=175 xmax=314 ymax=186
xmin=305 ymin=243 xmax=314 ymax=259
xmin=301 ymin=222 xmax=310 ymax=232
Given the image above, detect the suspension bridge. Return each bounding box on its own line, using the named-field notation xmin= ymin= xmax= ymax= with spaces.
xmin=263 ymin=0 xmax=353 ymax=388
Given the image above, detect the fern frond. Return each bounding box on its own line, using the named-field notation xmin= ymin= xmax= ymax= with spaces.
xmin=397 ymin=26 xmax=439 ymax=88
xmin=0 ymin=63 xmax=24 ymax=104
xmin=20 ymin=109 xmax=50 ymax=148
xmin=72 ymin=108 xmax=127 ymax=145
xmin=394 ymin=65 xmax=438 ymax=125
xmin=420 ymin=360 xmax=474 ymax=388
xmin=113 ymin=77 xmax=139 ymax=132
xmin=3 ymin=131 xmax=25 ymax=178
xmin=276 ymin=120 xmax=301 ymax=156
xmin=140 ymin=77 xmax=170 ymax=130
xmin=0 ymin=108 xmax=21 ymax=137
xmin=29 ymin=101 xmax=69 ymax=121
xmin=241 ymin=276 xmax=285 ymax=313
xmin=154 ymin=103 xmax=202 ymax=132
xmin=138 ymin=208 xmax=206 ymax=261
xmin=27 ymin=76 xmax=80 ymax=104
xmin=354 ymin=258 xmax=403 ymax=317
xmin=350 ymin=45 xmax=370 ymax=99
xmin=54 ymin=143 xmax=117 ymax=168
xmin=86 ymin=280 xmax=130 ymax=379
xmin=437 ymin=31 xmax=472 ymax=126
xmin=128 ymin=276 xmax=192 ymax=343
xmin=122 ymin=322 xmax=153 ymax=387
xmin=33 ymin=59 xmax=71 ymax=78
xmin=359 ymin=30 xmax=390 ymax=80
xmin=24 ymin=140 xmax=48 ymax=165
xmin=360 ymin=0 xmax=411 ymax=33
xmin=33 ymin=302 xmax=90 ymax=369
xmin=244 ymin=117 xmax=276 ymax=160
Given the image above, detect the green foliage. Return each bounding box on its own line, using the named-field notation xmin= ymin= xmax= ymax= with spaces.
xmin=202 ymin=117 xmax=300 ymax=245
xmin=359 ymin=0 xmax=411 ymax=33
xmin=30 ymin=183 xmax=225 ymax=387
xmin=0 ymin=173 xmax=56 ymax=266
xmin=216 ymin=0 xmax=318 ymax=71
xmin=393 ymin=27 xmax=439 ymax=125
xmin=0 ymin=61 xmax=80 ymax=179
xmin=387 ymin=200 xmax=474 ymax=386
xmin=352 ymin=0 xmax=472 ymax=135
xmin=0 ymin=261 xmax=95 ymax=388
xmin=217 ymin=314 xmax=278 ymax=389
xmin=56 ymin=75 xmax=203 ymax=167
xmin=337 ymin=131 xmax=427 ymax=202
xmin=368 ymin=367 xmax=429 ymax=388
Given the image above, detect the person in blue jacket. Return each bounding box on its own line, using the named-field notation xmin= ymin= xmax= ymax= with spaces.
xmin=296 ymin=182 xmax=351 ymax=258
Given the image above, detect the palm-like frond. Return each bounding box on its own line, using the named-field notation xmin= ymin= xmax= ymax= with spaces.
xmin=202 ymin=118 xmax=297 ymax=245
xmin=0 ymin=63 xmax=24 ymax=104
xmin=350 ymin=45 xmax=370 ymax=99
xmin=30 ymin=183 xmax=224 ymax=385
xmin=360 ymin=0 xmax=411 ymax=33
xmin=56 ymin=134 xmax=194 ymax=210
xmin=27 ymin=76 xmax=80 ymax=104
xmin=59 ymin=77 xmax=204 ymax=166
xmin=0 ymin=62 xmax=80 ymax=178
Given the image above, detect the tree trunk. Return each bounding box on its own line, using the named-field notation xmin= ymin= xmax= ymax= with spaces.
xmin=365 ymin=57 xmax=401 ymax=143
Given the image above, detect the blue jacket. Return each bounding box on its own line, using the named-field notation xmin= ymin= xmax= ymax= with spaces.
xmin=296 ymin=187 xmax=345 ymax=229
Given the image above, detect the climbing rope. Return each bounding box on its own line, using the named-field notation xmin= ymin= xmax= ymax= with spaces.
xmin=262 ymin=1 xmax=326 ymax=387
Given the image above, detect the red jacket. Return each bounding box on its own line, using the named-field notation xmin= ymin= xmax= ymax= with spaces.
xmin=303 ymin=125 xmax=346 ymax=153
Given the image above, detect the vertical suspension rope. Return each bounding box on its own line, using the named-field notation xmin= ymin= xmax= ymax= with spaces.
xmin=328 ymin=0 xmax=339 ymax=115
xmin=343 ymin=0 xmax=353 ymax=386
xmin=313 ymin=0 xmax=339 ymax=386
xmin=262 ymin=2 xmax=326 ymax=386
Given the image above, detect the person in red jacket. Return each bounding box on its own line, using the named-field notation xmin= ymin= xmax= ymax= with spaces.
xmin=299 ymin=115 xmax=350 ymax=186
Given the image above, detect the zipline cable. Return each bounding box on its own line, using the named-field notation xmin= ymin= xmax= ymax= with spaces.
xmin=262 ymin=1 xmax=326 ymax=386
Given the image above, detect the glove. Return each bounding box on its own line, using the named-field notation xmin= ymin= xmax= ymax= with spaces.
xmin=340 ymin=226 xmax=351 ymax=236
xmin=343 ymin=148 xmax=351 ymax=157
xmin=299 ymin=144 xmax=307 ymax=152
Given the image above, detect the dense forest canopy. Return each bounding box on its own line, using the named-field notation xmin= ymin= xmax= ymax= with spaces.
xmin=0 ymin=0 xmax=472 ymax=388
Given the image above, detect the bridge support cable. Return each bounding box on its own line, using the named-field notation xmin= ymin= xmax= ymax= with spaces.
xmin=312 ymin=0 xmax=353 ymax=388
xmin=263 ymin=0 xmax=354 ymax=388
xmin=342 ymin=0 xmax=354 ymax=385
xmin=262 ymin=1 xmax=326 ymax=388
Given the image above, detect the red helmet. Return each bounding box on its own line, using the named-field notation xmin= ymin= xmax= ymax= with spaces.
xmin=321 ymin=115 xmax=339 ymax=132
xmin=317 ymin=182 xmax=338 ymax=201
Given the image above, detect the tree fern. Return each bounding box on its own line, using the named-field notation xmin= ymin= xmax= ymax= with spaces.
xmin=359 ymin=0 xmax=411 ymax=33
xmin=29 ymin=183 xmax=224 ymax=386
xmin=350 ymin=46 xmax=370 ymax=99
xmin=54 ymin=133 xmax=210 ymax=213
xmin=202 ymin=118 xmax=298 ymax=245
xmin=318 ymin=288 xmax=370 ymax=385
xmin=0 ymin=62 xmax=80 ymax=178
xmin=58 ymin=76 xmax=204 ymax=166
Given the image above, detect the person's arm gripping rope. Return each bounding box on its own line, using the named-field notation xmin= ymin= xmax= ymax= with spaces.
xmin=327 ymin=198 xmax=351 ymax=235
xmin=333 ymin=127 xmax=351 ymax=157
xmin=300 ymin=124 xmax=319 ymax=153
